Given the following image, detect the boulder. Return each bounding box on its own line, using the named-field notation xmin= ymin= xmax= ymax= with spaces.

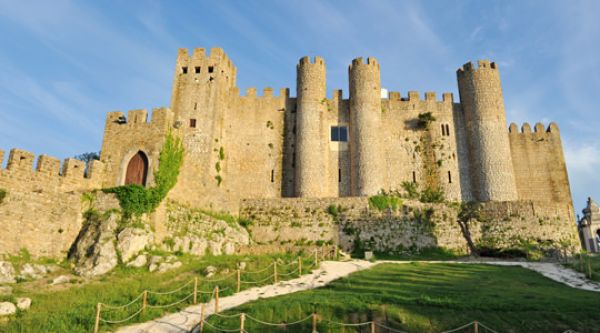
xmin=148 ymin=256 xmax=162 ymax=273
xmin=16 ymin=298 xmax=31 ymax=311
xmin=157 ymin=261 xmax=182 ymax=273
xmin=208 ymin=241 xmax=222 ymax=256
xmin=19 ymin=264 xmax=48 ymax=280
xmin=204 ymin=265 xmax=217 ymax=278
xmin=189 ymin=238 xmax=207 ymax=256
xmin=0 ymin=302 xmax=16 ymax=316
xmin=117 ymin=228 xmax=153 ymax=263
xmin=223 ymin=242 xmax=235 ymax=255
xmin=52 ymin=275 xmax=71 ymax=285
xmin=237 ymin=262 xmax=247 ymax=271
xmin=126 ymin=254 xmax=147 ymax=268
xmin=0 ymin=261 xmax=16 ymax=284
xmin=0 ymin=286 xmax=12 ymax=296
xmin=69 ymin=213 xmax=119 ymax=277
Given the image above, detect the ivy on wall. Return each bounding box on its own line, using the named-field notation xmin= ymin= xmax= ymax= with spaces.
xmin=104 ymin=133 xmax=184 ymax=216
xmin=0 ymin=188 xmax=6 ymax=204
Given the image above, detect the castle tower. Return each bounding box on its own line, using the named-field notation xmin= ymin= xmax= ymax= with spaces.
xmin=457 ymin=60 xmax=518 ymax=201
xmin=349 ymin=57 xmax=383 ymax=196
xmin=294 ymin=56 xmax=327 ymax=197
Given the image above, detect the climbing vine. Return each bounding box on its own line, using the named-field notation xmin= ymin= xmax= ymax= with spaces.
xmin=104 ymin=132 xmax=184 ymax=216
xmin=0 ymin=188 xmax=6 ymax=204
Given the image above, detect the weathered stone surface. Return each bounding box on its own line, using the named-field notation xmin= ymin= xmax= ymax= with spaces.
xmin=126 ymin=254 xmax=147 ymax=268
xmin=117 ymin=227 xmax=153 ymax=263
xmin=52 ymin=275 xmax=71 ymax=285
xmin=0 ymin=261 xmax=16 ymax=284
xmin=157 ymin=261 xmax=182 ymax=273
xmin=204 ymin=266 xmax=216 ymax=278
xmin=19 ymin=263 xmax=48 ymax=280
xmin=0 ymin=302 xmax=16 ymax=316
xmin=0 ymin=286 xmax=12 ymax=296
xmin=69 ymin=213 xmax=119 ymax=277
xmin=15 ymin=298 xmax=31 ymax=311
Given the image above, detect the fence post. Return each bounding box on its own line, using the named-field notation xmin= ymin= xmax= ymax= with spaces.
xmin=298 ymin=256 xmax=302 ymax=277
xmin=274 ymin=261 xmax=278 ymax=283
xmin=142 ymin=290 xmax=148 ymax=313
xmin=93 ymin=303 xmax=101 ymax=333
xmin=215 ymin=286 xmax=220 ymax=313
xmin=312 ymin=312 xmax=318 ymax=333
xmin=199 ymin=302 xmax=205 ymax=333
xmin=240 ymin=313 xmax=245 ymax=333
xmin=314 ymin=249 xmax=318 ymax=267
xmin=370 ymin=321 xmax=376 ymax=333
xmin=474 ymin=321 xmax=479 ymax=333
xmin=580 ymin=253 xmax=584 ymax=272
xmin=193 ymin=277 xmax=198 ymax=304
xmin=237 ymin=269 xmax=241 ymax=293
xmin=588 ymin=258 xmax=593 ymax=279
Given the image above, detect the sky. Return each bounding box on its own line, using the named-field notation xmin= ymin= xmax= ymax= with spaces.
xmin=0 ymin=0 xmax=598 ymax=214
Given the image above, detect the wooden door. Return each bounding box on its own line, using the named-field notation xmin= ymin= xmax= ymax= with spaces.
xmin=125 ymin=152 xmax=148 ymax=186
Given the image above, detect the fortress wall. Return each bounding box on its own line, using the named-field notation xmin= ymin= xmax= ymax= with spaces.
xmin=324 ymin=91 xmax=352 ymax=197
xmin=509 ymin=122 xmax=573 ymax=205
xmin=100 ymin=108 xmax=173 ymax=188
xmin=380 ymin=92 xmax=463 ymax=201
xmin=0 ymin=149 xmax=106 ymax=257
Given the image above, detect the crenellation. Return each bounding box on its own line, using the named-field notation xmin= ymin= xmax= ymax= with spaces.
xmin=547 ymin=122 xmax=560 ymax=133
xmin=7 ymin=149 xmax=34 ymax=172
xmin=408 ymin=91 xmax=420 ymax=101
xmin=62 ymin=158 xmax=85 ymax=178
xmin=279 ymin=88 xmax=290 ymax=98
xmin=442 ymin=92 xmax=453 ymax=103
xmin=36 ymin=155 xmax=61 ymax=175
xmin=425 ymin=91 xmax=436 ymax=101
xmin=0 ymin=149 xmax=4 ymax=168
xmin=127 ymin=109 xmax=148 ymax=124
xmin=262 ymin=87 xmax=274 ymax=97
xmin=388 ymin=91 xmax=401 ymax=100
xmin=534 ymin=122 xmax=545 ymax=133
xmin=245 ymin=87 xmax=257 ymax=97
xmin=522 ymin=123 xmax=532 ymax=133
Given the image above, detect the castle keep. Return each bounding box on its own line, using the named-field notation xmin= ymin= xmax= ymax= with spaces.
xmin=0 ymin=47 xmax=578 ymax=258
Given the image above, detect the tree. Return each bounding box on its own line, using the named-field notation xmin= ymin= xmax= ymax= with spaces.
xmin=457 ymin=201 xmax=482 ymax=256
xmin=74 ymin=151 xmax=100 ymax=176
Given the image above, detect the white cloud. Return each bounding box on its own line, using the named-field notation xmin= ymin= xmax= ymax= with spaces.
xmin=563 ymin=139 xmax=600 ymax=211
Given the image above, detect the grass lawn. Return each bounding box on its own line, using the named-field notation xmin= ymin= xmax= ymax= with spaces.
xmin=207 ymin=262 xmax=600 ymax=333
xmin=0 ymin=252 xmax=317 ymax=333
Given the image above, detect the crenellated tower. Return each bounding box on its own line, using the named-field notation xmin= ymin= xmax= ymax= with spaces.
xmin=295 ymin=56 xmax=327 ymax=197
xmin=349 ymin=57 xmax=383 ymax=196
xmin=457 ymin=60 xmax=518 ymax=201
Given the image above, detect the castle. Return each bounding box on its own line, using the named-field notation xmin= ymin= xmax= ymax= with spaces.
xmin=0 ymin=47 xmax=578 ymax=258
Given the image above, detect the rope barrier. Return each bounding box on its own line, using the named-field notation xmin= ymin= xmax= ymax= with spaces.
xmin=99 ymin=308 xmax=143 ymax=324
xmin=324 ymin=319 xmax=373 ymax=327
xmin=241 ymin=262 xmax=274 ymax=274
xmin=211 ymin=311 xmax=243 ymax=318
xmin=477 ymin=321 xmax=500 ymax=333
xmin=245 ymin=313 xmax=313 ymax=326
xmin=203 ymin=271 xmax=238 ymax=282
xmin=99 ymin=292 xmax=144 ymax=310
xmin=277 ymin=268 xmax=299 ymax=277
xmin=146 ymin=292 xmax=194 ymax=309
xmin=439 ymin=321 xmax=476 ymax=333
xmin=375 ymin=322 xmax=410 ymax=333
xmin=201 ymin=319 xmax=243 ymax=332
xmin=239 ymin=274 xmax=274 ymax=284
xmin=147 ymin=279 xmax=194 ymax=295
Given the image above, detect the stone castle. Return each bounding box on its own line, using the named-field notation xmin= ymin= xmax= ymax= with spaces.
xmin=0 ymin=47 xmax=579 ymax=259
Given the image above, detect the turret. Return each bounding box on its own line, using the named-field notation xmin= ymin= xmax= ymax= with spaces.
xmin=457 ymin=60 xmax=518 ymax=201
xmin=349 ymin=57 xmax=383 ymax=196
xmin=294 ymin=56 xmax=327 ymax=197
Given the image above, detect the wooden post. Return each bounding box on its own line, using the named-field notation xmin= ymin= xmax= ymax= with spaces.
xmin=240 ymin=313 xmax=245 ymax=333
xmin=314 ymin=249 xmax=318 ymax=267
xmin=93 ymin=303 xmax=101 ymax=333
xmin=474 ymin=320 xmax=479 ymax=333
xmin=237 ymin=269 xmax=241 ymax=293
xmin=298 ymin=256 xmax=302 ymax=277
xmin=312 ymin=312 xmax=318 ymax=333
xmin=370 ymin=321 xmax=376 ymax=333
xmin=199 ymin=302 xmax=205 ymax=333
xmin=580 ymin=253 xmax=584 ymax=272
xmin=142 ymin=290 xmax=148 ymax=313
xmin=588 ymin=258 xmax=593 ymax=279
xmin=193 ymin=277 xmax=198 ymax=304
xmin=274 ymin=261 xmax=278 ymax=283
xmin=215 ymin=286 xmax=220 ymax=313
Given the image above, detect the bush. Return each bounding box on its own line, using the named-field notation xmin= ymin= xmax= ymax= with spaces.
xmin=326 ymin=205 xmax=339 ymax=217
xmin=400 ymin=181 xmax=419 ymax=199
xmin=369 ymin=194 xmax=401 ymax=211
xmin=417 ymin=112 xmax=436 ymax=129
xmin=420 ymin=186 xmax=445 ymax=203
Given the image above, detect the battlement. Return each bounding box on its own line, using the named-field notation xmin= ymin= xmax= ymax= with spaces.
xmin=509 ymin=122 xmax=561 ymax=135
xmin=386 ymin=91 xmax=454 ymax=104
xmin=0 ymin=148 xmax=105 ymax=186
xmin=349 ymin=57 xmax=379 ymax=70
xmin=105 ymin=107 xmax=174 ymax=129
xmin=297 ymin=56 xmax=325 ymax=67
xmin=457 ymin=59 xmax=498 ymax=74
xmin=232 ymin=87 xmax=291 ymax=100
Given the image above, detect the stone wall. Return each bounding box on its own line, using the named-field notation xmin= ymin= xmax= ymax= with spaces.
xmin=0 ymin=149 xmax=105 ymax=258
xmin=240 ymin=197 xmax=579 ymax=254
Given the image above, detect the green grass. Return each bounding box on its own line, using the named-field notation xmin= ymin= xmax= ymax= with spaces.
xmin=371 ymin=247 xmax=465 ymax=261
xmin=206 ymin=263 xmax=600 ymax=333
xmin=1 ymin=252 xmax=318 ymax=333
xmin=569 ymin=253 xmax=600 ymax=282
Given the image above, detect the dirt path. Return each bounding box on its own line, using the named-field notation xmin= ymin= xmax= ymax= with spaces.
xmin=115 ymin=259 xmax=600 ymax=333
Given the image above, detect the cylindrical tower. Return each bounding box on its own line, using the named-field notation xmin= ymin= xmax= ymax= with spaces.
xmin=349 ymin=57 xmax=383 ymax=196
xmin=295 ymin=56 xmax=327 ymax=197
xmin=457 ymin=60 xmax=518 ymax=201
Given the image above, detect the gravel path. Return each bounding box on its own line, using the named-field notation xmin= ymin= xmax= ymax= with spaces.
xmin=115 ymin=259 xmax=600 ymax=333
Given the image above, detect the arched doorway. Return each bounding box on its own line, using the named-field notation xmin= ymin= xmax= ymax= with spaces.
xmin=124 ymin=151 xmax=148 ymax=186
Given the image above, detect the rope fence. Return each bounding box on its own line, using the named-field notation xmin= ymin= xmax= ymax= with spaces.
xmin=93 ymin=248 xmax=335 ymax=333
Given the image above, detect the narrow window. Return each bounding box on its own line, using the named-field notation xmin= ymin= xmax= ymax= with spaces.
xmin=208 ymin=66 xmax=214 ymax=73
xmin=448 ymin=171 xmax=452 ymax=183
xmin=412 ymin=171 xmax=416 ymax=183
xmin=195 ymin=66 xmax=201 ymax=74
xmin=445 ymin=124 xmax=450 ymax=136
xmin=441 ymin=124 xmax=445 ymax=136
xmin=271 ymin=170 xmax=275 ymax=183
xmin=338 ymin=168 xmax=342 ymax=183
xmin=330 ymin=126 xmax=348 ymax=142
xmin=331 ymin=127 xmax=339 ymax=141
xmin=181 ymin=66 xmax=188 ymax=74
xmin=339 ymin=127 xmax=348 ymax=141
xmin=190 ymin=119 xmax=197 ymax=128
xmin=292 ymin=153 xmax=295 ymax=168
xmin=193 ymin=102 xmax=197 ymax=110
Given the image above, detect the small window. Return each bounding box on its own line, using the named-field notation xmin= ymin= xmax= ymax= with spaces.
xmin=330 ymin=126 xmax=348 ymax=142
xmin=292 ymin=153 xmax=295 ymax=168
xmin=412 ymin=171 xmax=416 ymax=183
xmin=448 ymin=171 xmax=452 ymax=183
xmin=441 ymin=124 xmax=446 ymax=136
xmin=208 ymin=66 xmax=214 ymax=73
xmin=195 ymin=66 xmax=201 ymax=74
xmin=338 ymin=168 xmax=342 ymax=183
xmin=445 ymin=124 xmax=450 ymax=136
xmin=271 ymin=170 xmax=275 ymax=183
xmin=194 ymin=102 xmax=197 ymax=110
xmin=181 ymin=66 xmax=188 ymax=74
xmin=190 ymin=119 xmax=197 ymax=128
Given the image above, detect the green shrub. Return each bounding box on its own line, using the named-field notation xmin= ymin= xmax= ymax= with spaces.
xmin=0 ymin=188 xmax=6 ymax=204
xmin=420 ymin=186 xmax=445 ymax=203
xmin=369 ymin=194 xmax=401 ymax=211
xmin=104 ymin=133 xmax=184 ymax=216
xmin=326 ymin=204 xmax=339 ymax=217
xmin=417 ymin=112 xmax=436 ymax=129
xmin=400 ymin=181 xmax=419 ymax=199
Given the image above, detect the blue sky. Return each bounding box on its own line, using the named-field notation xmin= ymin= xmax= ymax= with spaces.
xmin=0 ymin=0 xmax=598 ymax=214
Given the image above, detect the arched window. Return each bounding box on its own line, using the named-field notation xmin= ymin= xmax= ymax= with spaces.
xmin=125 ymin=151 xmax=149 ymax=186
